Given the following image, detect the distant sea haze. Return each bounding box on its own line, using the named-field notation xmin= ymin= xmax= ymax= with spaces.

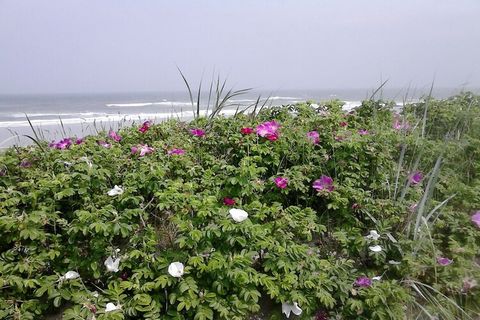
xmin=0 ymin=88 xmax=473 ymax=147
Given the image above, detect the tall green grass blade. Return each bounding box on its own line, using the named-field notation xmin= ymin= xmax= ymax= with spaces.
xmin=23 ymin=134 xmax=45 ymax=152
xmin=424 ymin=193 xmax=456 ymax=223
xmin=412 ymin=156 xmax=442 ymax=240
xmin=59 ymin=116 xmax=67 ymax=137
xmin=176 ymin=66 xmax=195 ymax=117
xmin=25 ymin=114 xmax=41 ymax=143
xmin=394 ymin=144 xmax=407 ymax=201
xmin=196 ymin=79 xmax=202 ymax=119
xmin=421 ymin=82 xmax=435 ymax=138
xmin=369 ymin=79 xmax=389 ymax=100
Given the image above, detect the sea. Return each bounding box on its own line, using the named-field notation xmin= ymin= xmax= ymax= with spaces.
xmin=0 ymin=88 xmax=474 ymax=148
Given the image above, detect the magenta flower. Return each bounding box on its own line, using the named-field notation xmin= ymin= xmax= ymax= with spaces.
xmin=108 ymin=130 xmax=122 ymax=142
xmin=139 ymin=120 xmax=152 ymax=133
xmin=131 ymin=146 xmax=138 ymax=154
xmin=351 ymin=203 xmax=361 ymax=210
xmin=409 ymin=171 xmax=423 ymax=185
xmin=274 ymin=177 xmax=288 ymax=189
xmin=471 ymin=211 xmax=480 ymax=228
xmin=358 ymin=129 xmax=369 ymax=135
xmin=256 ymin=120 xmax=280 ymax=138
xmin=393 ymin=118 xmax=411 ymax=131
xmin=190 ymin=128 xmax=206 ymax=137
xmin=313 ymin=175 xmax=334 ymax=192
xmin=339 ymin=121 xmax=348 ymax=127
xmin=19 ymin=159 xmax=32 ymax=168
xmin=241 ymin=127 xmax=254 ymax=135
xmin=437 ymin=257 xmax=453 ymax=266
xmin=168 ymin=148 xmax=186 ymax=155
xmin=139 ymin=144 xmax=154 ymax=157
xmin=97 ymin=141 xmax=111 ymax=148
xmin=265 ymin=133 xmax=279 ymax=141
xmin=355 ymin=276 xmax=372 ymax=288
xmin=75 ymin=137 xmax=85 ymax=145
xmin=314 ymin=310 xmax=329 ymax=320
xmin=50 ymin=138 xmax=73 ymax=150
xmin=307 ymin=131 xmax=320 ymax=144
xmin=223 ymin=197 xmax=236 ymax=206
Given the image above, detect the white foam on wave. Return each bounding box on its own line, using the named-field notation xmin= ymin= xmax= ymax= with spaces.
xmin=269 ymin=96 xmax=303 ymax=100
xmin=0 ymin=109 xmax=239 ymax=128
xmin=342 ymin=101 xmax=362 ymax=111
xmin=10 ymin=112 xmax=106 ymax=118
xmin=106 ymin=102 xmax=154 ymax=107
xmin=106 ymin=101 xmax=192 ymax=107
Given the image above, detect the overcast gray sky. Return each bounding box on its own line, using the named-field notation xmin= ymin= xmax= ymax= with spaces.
xmin=1 ymin=0 xmax=479 ymax=94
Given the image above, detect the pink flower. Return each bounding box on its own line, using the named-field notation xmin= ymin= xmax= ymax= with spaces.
xmin=471 ymin=211 xmax=480 ymax=228
xmin=351 ymin=203 xmax=361 ymax=210
xmin=75 ymin=137 xmax=85 ymax=145
xmin=313 ymin=175 xmax=334 ymax=192
xmin=241 ymin=127 xmax=254 ymax=135
xmin=256 ymin=120 xmax=280 ymax=138
xmin=307 ymin=131 xmax=320 ymax=144
xmin=139 ymin=144 xmax=154 ymax=157
xmin=265 ymin=133 xmax=279 ymax=141
xmin=131 ymin=146 xmax=138 ymax=154
xmin=19 ymin=159 xmax=32 ymax=168
xmin=355 ymin=276 xmax=372 ymax=287
xmin=334 ymin=135 xmax=345 ymax=142
xmin=409 ymin=203 xmax=418 ymax=213
xmin=274 ymin=177 xmax=288 ymax=189
xmin=139 ymin=121 xmax=152 ymax=133
xmin=190 ymin=129 xmax=205 ymax=137
xmin=358 ymin=129 xmax=369 ymax=135
xmin=437 ymin=257 xmax=453 ymax=266
xmin=108 ymin=130 xmax=122 ymax=142
xmin=339 ymin=121 xmax=348 ymax=127
xmin=223 ymin=197 xmax=236 ymax=206
xmin=409 ymin=171 xmax=423 ymax=185
xmin=97 ymin=141 xmax=111 ymax=148
xmin=50 ymin=138 xmax=72 ymax=150
xmin=314 ymin=310 xmax=329 ymax=320
xmin=393 ymin=118 xmax=411 ymax=131
xmin=168 ymin=148 xmax=186 ymax=156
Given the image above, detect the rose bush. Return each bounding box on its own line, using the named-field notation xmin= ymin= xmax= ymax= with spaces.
xmin=0 ymin=93 xmax=479 ymax=319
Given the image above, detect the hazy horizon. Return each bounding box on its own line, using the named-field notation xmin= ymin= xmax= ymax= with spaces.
xmin=1 ymin=0 xmax=479 ymax=95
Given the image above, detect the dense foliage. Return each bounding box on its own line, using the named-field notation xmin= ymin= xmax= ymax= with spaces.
xmin=1 ymin=93 xmax=479 ymax=319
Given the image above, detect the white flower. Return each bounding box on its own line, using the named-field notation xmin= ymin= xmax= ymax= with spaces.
xmin=104 ymin=256 xmax=121 ymax=272
xmin=369 ymin=245 xmax=382 ymax=252
xmin=388 ymin=260 xmax=401 ymax=265
xmin=60 ymin=270 xmax=80 ymax=280
xmin=310 ymin=103 xmax=319 ymax=108
xmin=282 ymin=302 xmax=303 ymax=318
xmin=107 ymin=185 xmax=124 ymax=196
xmin=229 ymin=208 xmax=249 ymax=222
xmin=105 ymin=302 xmax=121 ymax=312
xmin=168 ymin=262 xmax=184 ymax=278
xmin=365 ymin=230 xmax=380 ymax=241
xmin=372 ymin=276 xmax=382 ymax=281
xmin=80 ymin=156 xmax=93 ymax=168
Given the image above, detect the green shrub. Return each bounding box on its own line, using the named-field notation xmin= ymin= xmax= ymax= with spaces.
xmin=1 ymin=93 xmax=479 ymax=319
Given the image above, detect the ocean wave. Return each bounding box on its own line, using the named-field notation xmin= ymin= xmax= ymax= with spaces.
xmin=0 ymin=109 xmax=239 ymax=128
xmin=10 ymin=112 xmax=106 ymax=118
xmin=106 ymin=101 xmax=192 ymax=107
xmin=106 ymin=102 xmax=154 ymax=107
xmin=269 ymin=96 xmax=303 ymax=100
